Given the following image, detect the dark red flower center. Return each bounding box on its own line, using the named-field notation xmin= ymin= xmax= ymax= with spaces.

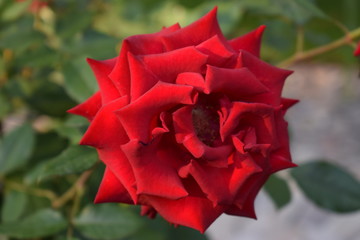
xmin=192 ymin=94 xmax=221 ymax=147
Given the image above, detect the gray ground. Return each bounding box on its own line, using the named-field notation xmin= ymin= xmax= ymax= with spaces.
xmin=207 ymin=64 xmax=360 ymax=240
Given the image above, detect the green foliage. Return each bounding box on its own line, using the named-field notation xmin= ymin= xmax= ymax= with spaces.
xmin=0 ymin=123 xmax=35 ymax=175
xmin=26 ymin=145 xmax=98 ymax=183
xmin=0 ymin=0 xmax=359 ymax=239
xmin=291 ymin=161 xmax=360 ymax=212
xmin=74 ymin=204 xmax=144 ymax=240
xmin=264 ymin=174 xmax=291 ymax=209
xmin=0 ymin=209 xmax=67 ymax=238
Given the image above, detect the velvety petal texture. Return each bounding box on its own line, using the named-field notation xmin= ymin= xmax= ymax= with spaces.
xmin=69 ymin=7 xmax=297 ymax=233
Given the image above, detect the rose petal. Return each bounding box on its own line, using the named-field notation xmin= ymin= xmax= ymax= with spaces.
xmin=67 ymin=91 xmax=102 ymax=121
xmin=116 ymin=82 xmax=197 ymax=142
xmin=354 ymin=42 xmax=360 ymax=56
xmin=281 ymin=98 xmax=299 ymax=112
xmin=87 ymin=58 xmax=121 ymax=104
xmin=226 ymin=171 xmax=268 ymax=218
xmin=97 ymin=148 xmax=138 ymax=203
xmin=139 ymin=46 xmax=208 ymax=83
xmin=127 ymin=53 xmax=161 ymax=101
xmin=94 ymin=167 xmax=134 ymax=204
xmin=108 ymin=24 xmax=181 ymax=96
xmin=204 ymin=65 xmax=269 ymax=98
xmin=196 ymin=34 xmax=235 ymax=66
xmin=162 ymin=7 xmax=227 ymax=51
xmin=144 ymin=194 xmax=225 ymax=233
xmin=80 ymin=96 xmax=129 ymax=148
xmin=175 ymin=72 xmax=206 ymax=92
xmin=268 ymin=110 xmax=297 ymax=172
xmin=172 ymin=106 xmax=232 ymax=167
xmin=121 ymin=137 xmax=189 ymax=199
xmin=220 ymin=102 xmax=277 ymax=145
xmin=236 ymin=50 xmax=293 ymax=105
xmin=229 ymin=25 xmax=266 ymax=57
xmin=179 ymin=158 xmax=261 ymax=206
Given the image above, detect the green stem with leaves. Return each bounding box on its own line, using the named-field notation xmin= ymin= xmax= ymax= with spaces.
xmin=278 ymin=26 xmax=360 ymax=68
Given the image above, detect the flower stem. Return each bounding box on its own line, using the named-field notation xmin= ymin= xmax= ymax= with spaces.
xmin=52 ymin=169 xmax=93 ymax=209
xmin=278 ymin=26 xmax=360 ymax=68
xmin=5 ymin=180 xmax=58 ymax=201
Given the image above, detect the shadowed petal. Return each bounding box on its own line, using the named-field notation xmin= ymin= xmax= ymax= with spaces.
xmin=204 ymin=65 xmax=269 ymax=98
xmin=220 ymin=102 xmax=276 ymax=145
xmin=116 ymin=82 xmax=197 ymax=142
xmin=179 ymin=158 xmax=261 ymax=206
xmin=121 ymin=136 xmax=189 ymax=199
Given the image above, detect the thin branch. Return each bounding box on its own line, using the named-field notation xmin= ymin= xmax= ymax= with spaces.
xmin=278 ymin=26 xmax=360 ymax=68
xmin=52 ymin=169 xmax=93 ymax=209
xmin=6 ymin=180 xmax=58 ymax=201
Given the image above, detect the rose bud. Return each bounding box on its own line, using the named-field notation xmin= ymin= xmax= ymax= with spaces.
xmin=68 ymin=7 xmax=297 ymax=232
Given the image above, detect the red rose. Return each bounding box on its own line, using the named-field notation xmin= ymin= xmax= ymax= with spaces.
xmin=355 ymin=42 xmax=360 ymax=56
xmin=69 ymin=7 xmax=297 ymax=232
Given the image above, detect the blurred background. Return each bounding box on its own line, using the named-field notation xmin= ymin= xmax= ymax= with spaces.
xmin=0 ymin=0 xmax=359 ymax=239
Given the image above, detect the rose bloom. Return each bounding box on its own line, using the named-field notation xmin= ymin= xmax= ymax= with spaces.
xmin=355 ymin=42 xmax=360 ymax=56
xmin=69 ymin=7 xmax=297 ymax=232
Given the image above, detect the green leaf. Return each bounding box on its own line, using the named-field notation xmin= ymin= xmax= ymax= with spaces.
xmin=74 ymin=204 xmax=143 ymax=240
xmin=0 ymin=209 xmax=67 ymax=238
xmin=0 ymin=123 xmax=35 ymax=174
xmin=272 ymin=0 xmax=328 ymax=25
xmin=63 ymin=60 xmax=96 ymax=103
xmin=56 ymin=10 xmax=92 ymax=39
xmin=30 ymin=131 xmax=69 ymax=163
xmin=0 ymin=91 xmax=10 ymax=119
xmin=64 ymin=30 xmax=118 ymax=59
xmin=0 ymin=0 xmax=30 ymax=21
xmin=264 ymin=174 xmax=291 ymax=209
xmin=0 ymin=28 xmax=44 ymax=52
xmin=167 ymin=225 xmax=208 ymax=240
xmin=291 ymin=161 xmax=360 ymax=212
xmin=26 ymin=145 xmax=98 ymax=183
xmin=1 ymin=190 xmax=28 ymax=222
xmin=26 ymin=81 xmax=77 ymax=118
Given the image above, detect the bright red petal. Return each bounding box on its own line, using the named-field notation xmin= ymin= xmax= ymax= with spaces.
xmin=80 ymin=96 xmax=129 ymax=148
xmin=144 ymin=194 xmax=225 ymax=233
xmin=354 ymin=42 xmax=360 ymax=56
xmin=229 ymin=25 xmax=266 ymax=57
xmin=94 ymin=167 xmax=134 ymax=204
xmin=67 ymin=91 xmax=102 ymax=121
xmin=87 ymin=58 xmax=121 ymax=104
xmin=196 ymin=34 xmax=235 ymax=66
xmin=236 ymin=51 xmax=293 ymax=105
xmin=140 ymin=46 xmax=208 ymax=83
xmin=162 ymin=7 xmax=226 ymax=51
xmin=108 ymin=24 xmax=181 ymax=96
